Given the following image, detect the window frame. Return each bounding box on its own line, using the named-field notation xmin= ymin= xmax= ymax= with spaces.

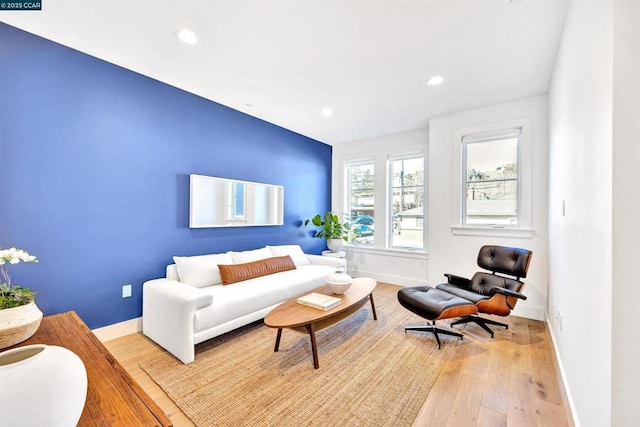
xmin=344 ymin=158 xmax=376 ymax=246
xmin=387 ymin=152 xmax=425 ymax=250
xmin=452 ymin=118 xmax=534 ymax=238
xmin=340 ymin=146 xmax=426 ymax=253
xmin=461 ymin=129 xmax=522 ymax=227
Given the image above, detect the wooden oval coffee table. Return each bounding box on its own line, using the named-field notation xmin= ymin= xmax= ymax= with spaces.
xmin=264 ymin=277 xmax=377 ymax=369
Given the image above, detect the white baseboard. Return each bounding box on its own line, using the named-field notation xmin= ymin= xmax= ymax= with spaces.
xmin=512 ymin=305 xmax=546 ymax=321
xmin=545 ymin=313 xmax=580 ymax=427
xmin=92 ymin=317 xmax=142 ymax=343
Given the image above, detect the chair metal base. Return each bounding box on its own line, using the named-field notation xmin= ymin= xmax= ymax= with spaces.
xmin=404 ymin=321 xmax=464 ymax=349
xmin=450 ymin=315 xmax=508 ymax=338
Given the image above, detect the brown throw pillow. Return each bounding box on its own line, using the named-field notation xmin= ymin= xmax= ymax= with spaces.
xmin=262 ymin=255 xmax=297 ymax=274
xmin=218 ymin=255 xmax=296 ymax=285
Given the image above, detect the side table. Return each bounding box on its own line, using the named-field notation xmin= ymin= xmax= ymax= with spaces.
xmin=321 ymin=250 xmax=346 ymax=259
xmin=6 ymin=311 xmax=172 ymax=426
xmin=322 ymin=250 xmax=347 ymax=271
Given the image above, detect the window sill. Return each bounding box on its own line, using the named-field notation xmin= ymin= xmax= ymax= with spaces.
xmin=344 ymin=245 xmax=428 ymax=260
xmin=451 ymin=226 xmax=535 ymax=238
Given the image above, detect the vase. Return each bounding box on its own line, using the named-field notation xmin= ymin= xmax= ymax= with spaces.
xmin=0 ymin=344 xmax=88 ymax=427
xmin=0 ymin=301 xmax=43 ymax=349
xmin=327 ymin=270 xmax=353 ymax=294
xmin=326 ymin=238 xmax=344 ymax=253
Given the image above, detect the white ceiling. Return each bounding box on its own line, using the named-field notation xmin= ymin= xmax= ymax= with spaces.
xmin=0 ymin=1 xmax=568 ymax=145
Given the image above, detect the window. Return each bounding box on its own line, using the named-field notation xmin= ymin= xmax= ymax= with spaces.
xmin=462 ymin=129 xmax=521 ymax=226
xmin=234 ymin=182 xmax=245 ymax=217
xmin=389 ymin=155 xmax=424 ymax=249
xmin=227 ymin=182 xmax=245 ymax=220
xmin=343 ymin=151 xmax=425 ymax=251
xmin=345 ymin=160 xmax=375 ymax=245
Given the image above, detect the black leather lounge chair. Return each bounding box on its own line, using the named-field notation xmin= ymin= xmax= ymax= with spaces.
xmin=398 ymin=245 xmax=533 ymax=347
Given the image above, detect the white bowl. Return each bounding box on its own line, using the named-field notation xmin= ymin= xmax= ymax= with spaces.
xmin=327 ymin=282 xmax=351 ymax=295
xmin=327 ymin=271 xmax=353 ymax=294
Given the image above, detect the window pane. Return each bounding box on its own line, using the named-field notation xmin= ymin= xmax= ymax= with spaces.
xmin=347 ymin=162 xmax=375 ymax=245
xmin=390 ymin=157 xmax=424 ymax=249
xmin=465 ymin=137 xmax=518 ymax=225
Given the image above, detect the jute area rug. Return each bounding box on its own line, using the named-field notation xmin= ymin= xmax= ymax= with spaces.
xmin=139 ymin=284 xmax=454 ymax=427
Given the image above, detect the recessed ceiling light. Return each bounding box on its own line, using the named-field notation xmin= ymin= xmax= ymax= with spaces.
xmin=321 ymin=107 xmax=333 ymax=117
xmin=426 ymin=75 xmax=444 ymax=86
xmin=176 ymin=28 xmax=198 ymax=45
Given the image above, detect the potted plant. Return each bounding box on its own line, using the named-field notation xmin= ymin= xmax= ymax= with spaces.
xmin=0 ymin=247 xmax=42 ymax=349
xmin=304 ymin=212 xmax=351 ymax=253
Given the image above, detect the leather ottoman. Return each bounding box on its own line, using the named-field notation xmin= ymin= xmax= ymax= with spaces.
xmin=398 ymin=286 xmax=478 ymax=348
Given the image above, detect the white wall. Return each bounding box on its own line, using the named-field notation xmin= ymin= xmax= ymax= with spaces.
xmin=428 ymin=95 xmax=549 ymax=321
xmin=548 ymin=1 xmax=615 ymax=425
xmin=332 ymin=128 xmax=429 ymax=286
xmin=611 ymin=1 xmax=640 ymax=424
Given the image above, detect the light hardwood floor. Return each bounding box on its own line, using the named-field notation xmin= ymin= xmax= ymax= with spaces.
xmin=104 ymin=283 xmax=573 ymax=426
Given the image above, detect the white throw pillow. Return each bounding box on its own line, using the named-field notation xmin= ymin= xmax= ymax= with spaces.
xmin=173 ymin=253 xmax=233 ymax=287
xmin=228 ymin=247 xmax=272 ymax=264
xmin=267 ymin=245 xmax=310 ymax=266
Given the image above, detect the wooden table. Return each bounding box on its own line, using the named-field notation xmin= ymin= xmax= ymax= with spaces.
xmin=264 ymin=277 xmax=377 ymax=369
xmin=7 ymin=311 xmax=172 ymax=426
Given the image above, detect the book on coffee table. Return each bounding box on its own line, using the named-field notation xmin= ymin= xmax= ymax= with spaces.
xmin=297 ymin=292 xmax=342 ymax=311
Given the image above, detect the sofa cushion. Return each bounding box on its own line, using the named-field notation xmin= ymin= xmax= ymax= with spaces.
xmin=219 ymin=255 xmax=296 ymax=285
xmin=228 ymin=247 xmax=272 ymax=264
xmin=267 ymin=245 xmax=310 ymax=266
xmin=173 ymin=253 xmax=233 ymax=287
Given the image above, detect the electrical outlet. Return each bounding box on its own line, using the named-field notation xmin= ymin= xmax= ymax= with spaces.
xmin=122 ymin=284 xmax=132 ymax=298
xmin=556 ymin=309 xmax=563 ymax=332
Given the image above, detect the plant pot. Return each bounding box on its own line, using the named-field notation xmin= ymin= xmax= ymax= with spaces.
xmin=327 ymin=238 xmax=345 ymax=253
xmin=0 ymin=301 xmax=43 ymax=349
xmin=0 ymin=344 xmax=88 ymax=427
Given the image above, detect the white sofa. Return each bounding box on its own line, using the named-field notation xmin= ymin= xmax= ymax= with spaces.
xmin=142 ymin=245 xmax=346 ymax=364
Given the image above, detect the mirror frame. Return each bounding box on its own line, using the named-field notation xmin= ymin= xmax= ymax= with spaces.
xmin=189 ymin=174 xmax=284 ymax=228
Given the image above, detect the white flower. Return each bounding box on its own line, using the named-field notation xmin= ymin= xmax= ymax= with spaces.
xmin=0 ymin=247 xmax=38 ymax=286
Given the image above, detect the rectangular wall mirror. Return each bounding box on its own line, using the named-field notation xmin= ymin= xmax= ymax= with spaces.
xmin=189 ymin=174 xmax=284 ymax=228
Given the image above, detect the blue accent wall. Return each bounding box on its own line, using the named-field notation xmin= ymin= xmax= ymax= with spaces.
xmin=0 ymin=23 xmax=332 ymax=329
